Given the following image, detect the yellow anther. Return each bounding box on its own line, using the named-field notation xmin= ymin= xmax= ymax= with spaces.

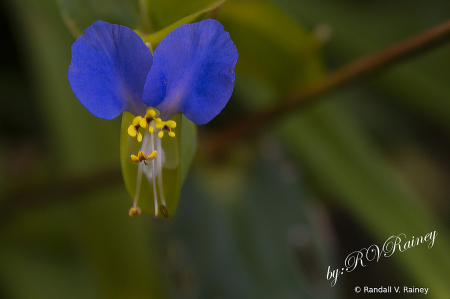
xmin=138 ymin=108 xmax=160 ymax=132
xmin=166 ymin=120 xmax=176 ymax=128
xmin=159 ymin=205 xmax=169 ymax=218
xmin=127 ymin=116 xmax=143 ymax=142
xmin=155 ymin=120 xmax=177 ymax=138
xmin=145 ymin=42 xmax=153 ymax=53
xmin=139 ymin=117 xmax=148 ymax=128
xmin=127 ymin=125 xmax=137 ymax=137
xmin=133 ymin=116 xmax=142 ymax=126
xmin=130 ymin=154 xmax=140 ymax=163
xmin=130 ymin=150 xmax=157 ymax=165
xmin=129 ymin=206 xmax=141 ymax=216
xmin=148 ymin=150 xmax=157 ymax=159
xmin=146 ymin=109 xmax=156 ymax=118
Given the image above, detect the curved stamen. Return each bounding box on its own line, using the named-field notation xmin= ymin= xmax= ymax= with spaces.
xmin=127 ymin=112 xmax=176 ymax=218
xmin=140 ymin=108 xmax=161 ymax=133
xmin=155 ymin=120 xmax=176 ymax=138
xmin=129 ymin=134 xmax=146 ymax=217
xmin=127 ymin=116 xmax=143 ymax=142
xmin=131 ymin=150 xmax=157 ymax=165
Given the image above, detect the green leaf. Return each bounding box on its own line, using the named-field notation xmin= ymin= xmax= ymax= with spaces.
xmin=58 ymin=0 xmax=226 ymax=43
xmin=278 ymin=100 xmax=450 ymax=297
xmin=274 ymin=0 xmax=450 ymax=131
xmin=0 ymin=185 xmax=169 ymax=299
xmin=224 ymin=0 xmax=450 ymax=294
xmin=147 ymin=0 xmax=225 ymax=31
xmin=141 ymin=0 xmax=226 ymax=47
xmin=3 ymin=0 xmax=171 ymax=297
xmin=58 ymin=0 xmax=143 ymax=37
xmin=173 ymin=164 xmax=336 ymax=299
xmin=11 ymin=0 xmax=120 ymax=177
xmin=120 ymin=112 xmax=196 ymax=217
xmin=216 ymin=0 xmax=324 ymax=97
xmin=69 ymin=187 xmax=169 ymax=299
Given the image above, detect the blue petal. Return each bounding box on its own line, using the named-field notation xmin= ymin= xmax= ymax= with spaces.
xmin=69 ymin=20 xmax=152 ymax=120
xmin=142 ymin=19 xmax=238 ymax=125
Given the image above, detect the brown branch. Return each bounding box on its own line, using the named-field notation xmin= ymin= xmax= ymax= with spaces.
xmin=2 ymin=20 xmax=450 ymax=223
xmin=0 ymin=167 xmax=123 ymax=226
xmin=201 ymin=19 xmax=450 ymax=157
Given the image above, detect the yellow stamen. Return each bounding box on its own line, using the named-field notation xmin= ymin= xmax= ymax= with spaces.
xmin=147 ymin=150 xmax=157 ymax=160
xmin=127 ymin=109 xmax=177 ymax=219
xmin=139 ymin=118 xmax=148 ymax=129
xmin=155 ymin=120 xmax=177 ymax=138
xmin=127 ymin=116 xmax=143 ymax=142
xmin=139 ymin=108 xmax=161 ymax=133
xmin=130 ymin=150 xmax=157 ymax=164
xmin=127 ymin=125 xmax=137 ymax=137
xmin=165 ymin=120 xmax=176 ymax=128
xmin=159 ymin=205 xmax=169 ymax=218
xmin=133 ymin=116 xmax=142 ymax=126
xmin=129 ymin=205 xmax=141 ymax=216
xmin=145 ymin=42 xmax=153 ymax=54
xmin=146 ymin=109 xmax=156 ymax=118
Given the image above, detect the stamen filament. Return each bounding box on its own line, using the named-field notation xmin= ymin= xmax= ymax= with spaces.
xmin=150 ymin=127 xmax=159 ymax=218
xmin=132 ymin=162 xmax=144 ymax=208
xmin=130 ymin=133 xmax=146 ymax=216
xmin=128 ymin=111 xmax=175 ymax=218
xmin=156 ymin=136 xmax=167 ymax=209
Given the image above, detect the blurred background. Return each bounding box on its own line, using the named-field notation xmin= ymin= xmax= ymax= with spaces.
xmin=1 ymin=0 xmax=450 ymax=298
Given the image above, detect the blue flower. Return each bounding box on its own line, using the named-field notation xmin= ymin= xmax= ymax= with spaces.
xmin=68 ymin=19 xmax=238 ymax=218
xmin=143 ymin=20 xmax=239 ymax=124
xmin=68 ymin=19 xmax=238 ymax=125
xmin=68 ymin=20 xmax=152 ymax=120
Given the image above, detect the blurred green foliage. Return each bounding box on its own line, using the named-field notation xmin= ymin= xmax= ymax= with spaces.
xmin=1 ymin=0 xmax=450 ymax=298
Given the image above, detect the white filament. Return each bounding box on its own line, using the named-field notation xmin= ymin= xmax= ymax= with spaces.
xmin=132 ymin=132 xmax=151 ymax=208
xmin=156 ymin=136 xmax=166 ymax=206
xmin=150 ymin=128 xmax=158 ymax=217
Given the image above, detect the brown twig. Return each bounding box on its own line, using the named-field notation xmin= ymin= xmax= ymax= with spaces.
xmin=2 ymin=20 xmax=450 ymax=221
xmin=0 ymin=167 xmax=123 ymax=226
xmin=202 ymin=19 xmax=450 ymax=157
